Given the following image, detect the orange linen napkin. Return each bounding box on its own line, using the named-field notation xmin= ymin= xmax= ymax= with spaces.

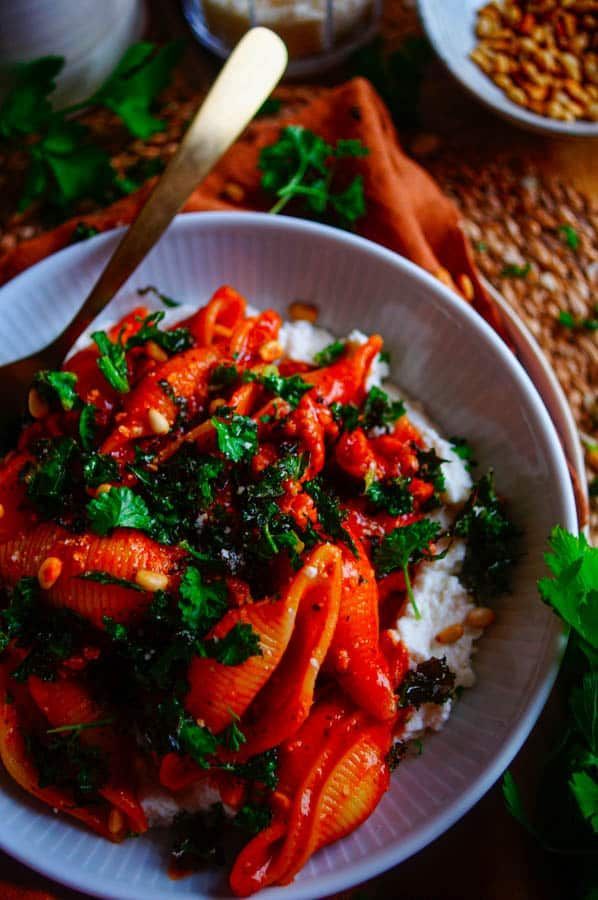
xmin=0 ymin=77 xmax=504 ymax=338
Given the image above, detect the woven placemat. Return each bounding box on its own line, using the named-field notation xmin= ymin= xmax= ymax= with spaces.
xmin=0 ymin=5 xmax=595 ymax=538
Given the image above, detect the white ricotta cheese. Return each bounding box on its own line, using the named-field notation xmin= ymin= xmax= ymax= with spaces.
xmin=140 ymin=780 xmax=233 ymax=829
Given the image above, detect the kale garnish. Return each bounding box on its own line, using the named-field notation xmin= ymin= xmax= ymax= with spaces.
xmin=397 ymin=657 xmax=456 ymax=709
xmin=453 ymin=471 xmax=520 ymax=601
xmin=26 ymin=730 xmax=109 ymax=805
xmin=365 ymin=476 xmax=414 ymax=516
xmin=305 ymin=477 xmax=356 ymax=554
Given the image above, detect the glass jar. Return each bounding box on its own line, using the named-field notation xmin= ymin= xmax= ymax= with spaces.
xmin=182 ymin=0 xmax=382 ymax=76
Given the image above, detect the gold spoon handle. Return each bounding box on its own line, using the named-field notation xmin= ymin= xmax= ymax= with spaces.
xmin=53 ymin=27 xmax=287 ymax=357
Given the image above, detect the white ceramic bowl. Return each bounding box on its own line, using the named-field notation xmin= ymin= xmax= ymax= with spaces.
xmin=417 ymin=0 xmax=598 ymax=138
xmin=0 ymin=213 xmax=577 ymax=899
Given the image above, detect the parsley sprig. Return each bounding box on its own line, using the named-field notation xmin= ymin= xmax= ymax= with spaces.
xmin=259 ymin=125 xmax=369 ymax=229
xmin=373 ymin=519 xmax=442 ymax=618
xmin=0 ymin=43 xmax=182 ymax=216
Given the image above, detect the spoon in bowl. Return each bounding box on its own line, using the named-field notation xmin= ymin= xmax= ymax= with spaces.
xmin=0 ymin=27 xmax=287 ymax=429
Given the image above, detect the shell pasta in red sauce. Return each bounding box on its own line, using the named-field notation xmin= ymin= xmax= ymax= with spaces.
xmin=0 ymin=286 xmax=518 ymax=894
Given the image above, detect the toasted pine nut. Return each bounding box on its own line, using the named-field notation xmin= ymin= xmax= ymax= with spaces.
xmin=222 ymin=181 xmax=245 ymax=203
xmin=38 ymin=556 xmax=63 ymax=590
xmin=259 ymin=340 xmax=283 ymax=362
xmin=108 ymin=808 xmax=125 ymax=836
xmin=213 ymin=324 xmax=233 ymax=338
xmin=28 ymin=388 xmax=48 ymax=420
xmin=96 ymin=483 xmax=112 ymax=495
xmin=0 ymin=503 xmax=4 ymax=520
xmin=146 ymin=340 xmax=168 ymax=363
xmin=148 ymin=408 xmax=170 ymax=435
xmin=289 ymin=301 xmax=318 ymax=323
xmin=436 ymin=623 xmax=464 ymax=644
xmin=458 ymin=273 xmax=475 ymax=301
xmin=135 ymin=569 xmax=169 ymax=592
xmin=466 ymin=607 xmax=496 ymax=628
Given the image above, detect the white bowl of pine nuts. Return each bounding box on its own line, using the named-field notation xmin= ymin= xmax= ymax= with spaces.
xmin=418 ymin=0 xmax=598 ymax=138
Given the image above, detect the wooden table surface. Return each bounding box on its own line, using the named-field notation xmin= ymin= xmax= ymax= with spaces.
xmin=0 ymin=2 xmax=594 ymax=897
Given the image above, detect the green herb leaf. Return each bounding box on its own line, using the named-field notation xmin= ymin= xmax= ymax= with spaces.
xmin=178 ymin=717 xmax=218 ymax=769
xmin=86 ymin=486 xmax=153 ymax=535
xmin=210 ymin=363 xmax=239 ymax=389
xmin=373 ymin=519 xmax=442 ymax=617
xmin=259 ymin=125 xmax=369 ymax=228
xmin=91 ymin=330 xmax=129 ymax=393
xmin=33 ymin=370 xmax=79 ymax=411
xmin=397 ymin=657 xmax=455 ymax=708
xmin=211 ymin=414 xmax=258 ymax=463
xmin=361 ymin=386 xmax=405 ymax=432
xmin=223 ymin=717 xmax=247 ymax=752
xmin=313 ymin=340 xmax=346 ymax=366
xmin=365 ymin=477 xmax=413 ymax=516
xmin=0 ymin=56 xmax=63 ymax=137
xmin=82 ymin=452 xmax=119 ymax=489
xmin=70 ymin=222 xmax=100 ymax=244
xmin=256 ymin=96 xmax=281 ymax=117
xmin=502 ymin=771 xmax=536 ymax=835
xmin=204 ymin=623 xmax=262 ymax=666
xmin=538 ymin=527 xmax=598 ymax=649
xmin=454 ymin=471 xmax=519 ymax=602
xmin=243 ymin=369 xmax=311 ymax=408
xmin=137 ymin=285 xmax=180 ymax=308
xmin=449 ymin=436 xmax=476 ymax=472
xmin=178 ymin=567 xmax=227 ymax=633
xmin=571 ymin=672 xmax=598 ymax=754
xmin=305 ymin=477 xmax=356 ymax=553
xmin=25 ymin=437 xmax=77 ymax=516
xmin=558 ymin=309 xmax=598 ymax=332
xmin=559 ymin=224 xmax=580 ymax=251
xmin=91 ymin=41 xmax=184 ymax=139
xmin=234 ymin=804 xmax=272 ymax=834
xmin=126 ymin=311 xmax=192 ymax=355
xmin=78 ymin=404 xmax=96 ymax=450
xmin=500 ymin=263 xmax=531 ymax=279
xmin=569 ymin=771 xmax=598 ymax=833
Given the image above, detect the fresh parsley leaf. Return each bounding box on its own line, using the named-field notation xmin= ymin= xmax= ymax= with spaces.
xmin=70 ymin=222 xmax=100 ymax=244
xmin=243 ymin=369 xmax=311 ymax=408
xmin=416 ymin=447 xmax=446 ymax=498
xmin=78 ymin=571 xmax=143 ymax=592
xmin=86 ymin=486 xmax=153 ymax=536
xmin=126 ymin=311 xmax=192 ymax=355
xmin=365 ymin=477 xmax=413 ymax=516
xmin=559 ymin=224 xmax=580 ymax=251
xmin=211 ymin=414 xmax=258 ymax=463
xmin=82 ymin=452 xmax=119 ymax=488
xmin=228 ymin=748 xmax=279 ymax=789
xmin=196 ymin=458 xmax=225 ymax=506
xmin=178 ymin=567 xmax=227 ymax=633
xmin=137 ymin=285 xmax=180 ymax=308
xmin=571 ymin=672 xmax=598 ymax=755
xmin=538 ymin=528 xmax=598 ymax=649
xmin=397 ymin=657 xmax=455 ymax=708
xmin=33 ymin=370 xmax=79 ymax=411
xmin=259 ymin=125 xmax=369 ymax=228
xmin=331 ymin=402 xmax=360 ymax=433
xmin=501 ymin=263 xmax=531 ymax=279
xmin=204 ymin=623 xmax=262 ymax=666
xmin=91 ymin=330 xmax=129 ymax=393
xmin=502 ymin=771 xmax=536 ymax=836
xmin=314 ymin=340 xmax=345 ymax=366
xmin=178 ymin=716 xmax=218 ymax=769
xmin=0 ymin=56 xmax=63 ymax=138
xmin=78 ymin=403 xmax=96 ymax=450
xmin=570 ymin=771 xmax=598 ymax=833
xmin=373 ymin=519 xmax=442 ymax=617
xmin=90 ymin=41 xmax=183 ymax=139
xmin=223 ymin=717 xmax=246 ymax=752
xmin=454 ymin=471 xmax=519 ymax=602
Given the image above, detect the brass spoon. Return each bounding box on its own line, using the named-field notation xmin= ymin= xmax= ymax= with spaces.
xmin=0 ymin=27 xmax=287 ymax=430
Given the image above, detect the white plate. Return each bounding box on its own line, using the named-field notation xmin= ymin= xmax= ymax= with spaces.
xmin=417 ymin=0 xmax=598 ymax=139
xmin=0 ymin=213 xmax=578 ymax=899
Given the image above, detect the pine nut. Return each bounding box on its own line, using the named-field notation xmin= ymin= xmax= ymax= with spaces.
xmin=436 ymin=623 xmax=464 ymax=644
xmin=466 ymin=607 xmax=496 ymax=628
xmin=146 ymin=340 xmax=168 ymax=363
xmin=135 ymin=569 xmax=169 ymax=592
xmin=148 ymin=408 xmax=170 ymax=435
xmin=28 ymin=388 xmax=49 ymax=420
xmin=108 ymin=808 xmax=125 ymax=836
xmin=38 ymin=557 xmax=63 ymax=590
xmin=96 ymin=483 xmax=112 ymax=495
xmin=458 ymin=273 xmax=475 ymax=301
xmin=209 ymin=397 xmax=226 ymax=414
xmin=259 ymin=340 xmax=283 ymax=362
xmin=0 ymin=503 xmax=4 ymax=519
xmin=289 ymin=301 xmax=318 ymax=323
xmin=222 ymin=181 xmax=245 ymax=203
